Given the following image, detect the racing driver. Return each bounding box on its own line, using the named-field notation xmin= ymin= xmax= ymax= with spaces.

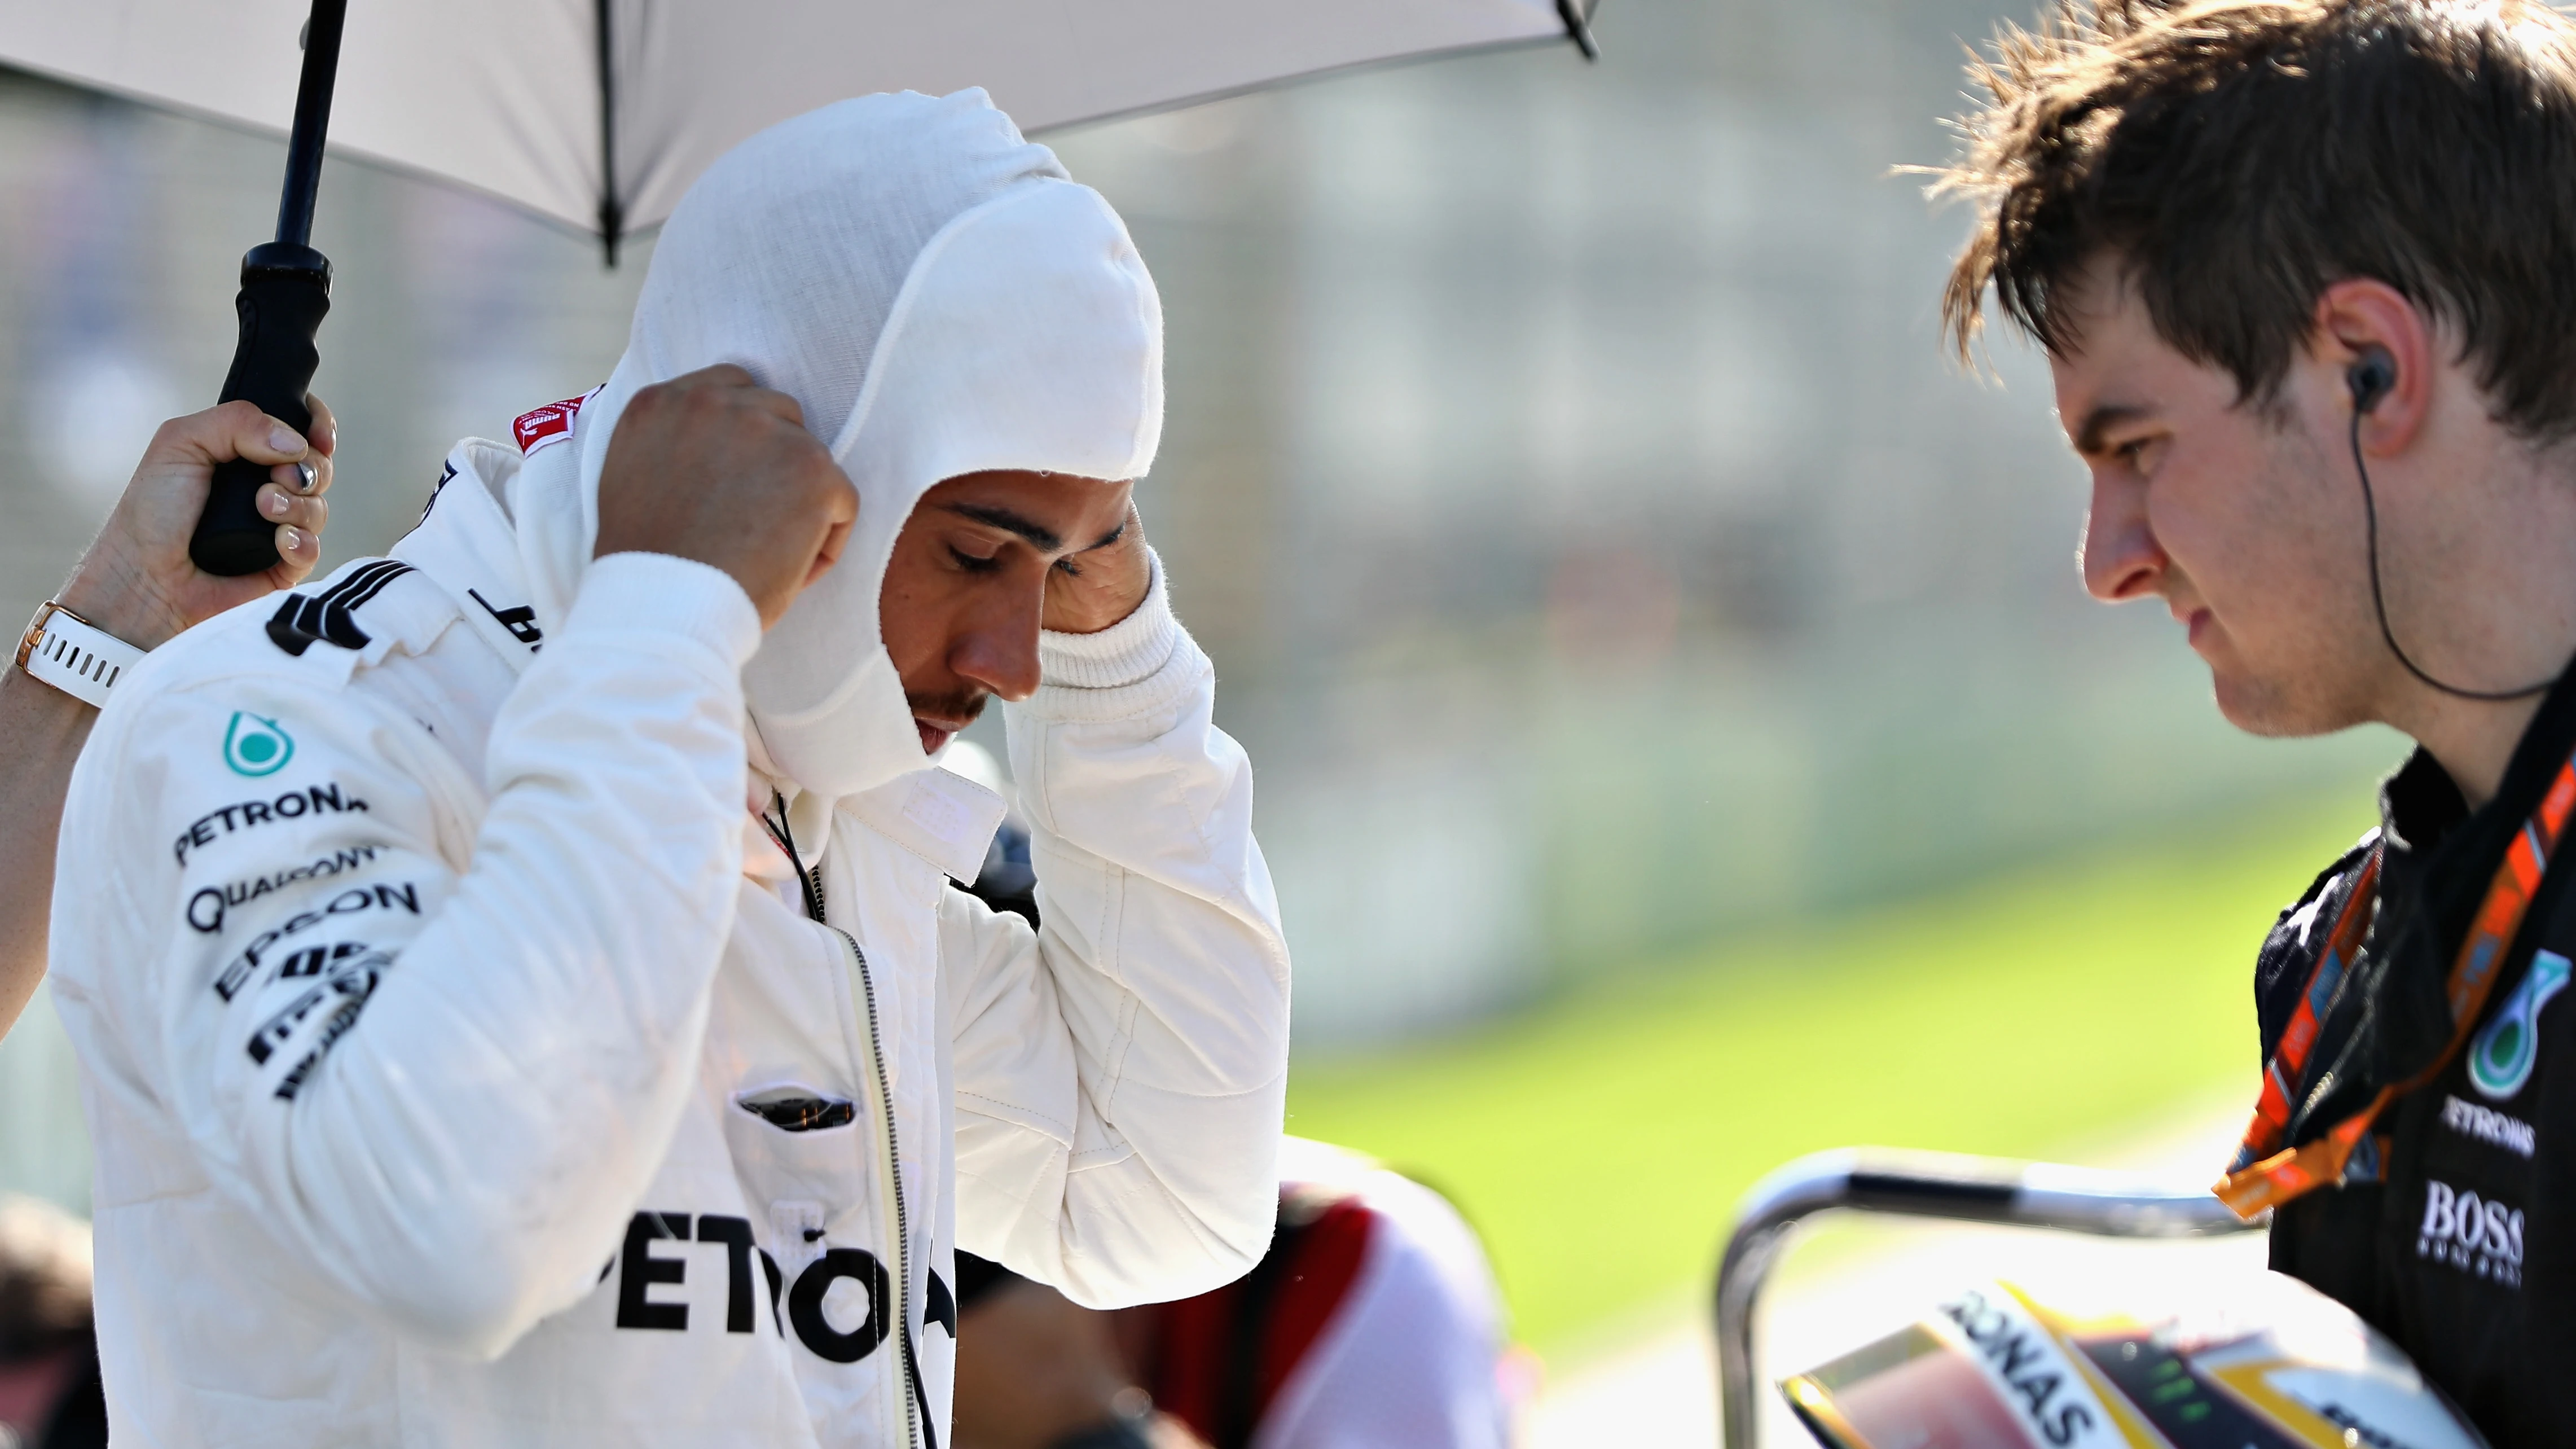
xmin=46 ymin=90 xmax=1289 ymax=1447
xmin=1937 ymin=2 xmax=2576 ymax=1440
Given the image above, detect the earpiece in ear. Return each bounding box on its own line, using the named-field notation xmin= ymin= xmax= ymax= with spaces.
xmin=2348 ymin=348 xmax=2397 ymax=415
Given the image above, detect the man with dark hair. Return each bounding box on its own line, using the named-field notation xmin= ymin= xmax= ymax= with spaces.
xmin=1938 ymin=2 xmax=2576 ymax=1441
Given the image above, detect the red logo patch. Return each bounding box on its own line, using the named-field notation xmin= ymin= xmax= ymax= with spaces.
xmin=512 ymin=389 xmax=597 ymax=455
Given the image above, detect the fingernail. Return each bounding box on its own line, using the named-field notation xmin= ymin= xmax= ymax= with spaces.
xmin=294 ymin=460 xmax=317 ymax=493
xmin=280 ymin=526 xmax=305 ymax=553
xmin=262 ymin=490 xmax=288 ymax=519
xmin=270 ymin=423 xmax=303 ymax=454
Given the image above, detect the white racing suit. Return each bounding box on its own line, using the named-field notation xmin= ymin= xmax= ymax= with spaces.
xmin=46 ymin=438 xmax=1290 ymax=1447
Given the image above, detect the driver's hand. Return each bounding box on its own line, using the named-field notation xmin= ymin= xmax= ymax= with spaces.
xmin=55 ymin=398 xmax=336 ymax=651
xmin=1040 ymin=502 xmax=1151 ymax=636
xmin=594 ymin=365 xmax=858 ymax=628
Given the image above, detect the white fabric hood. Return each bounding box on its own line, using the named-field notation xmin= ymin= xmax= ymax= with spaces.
xmin=513 ymin=89 xmax=1166 ymax=799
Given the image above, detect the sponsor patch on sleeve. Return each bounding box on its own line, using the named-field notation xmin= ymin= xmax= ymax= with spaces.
xmin=512 ymin=388 xmax=600 ymax=456
xmin=222 ymin=712 xmax=294 ymax=777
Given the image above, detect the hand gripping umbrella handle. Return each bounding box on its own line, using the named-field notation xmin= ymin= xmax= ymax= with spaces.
xmin=194 ymin=244 xmax=332 ymax=576
xmin=189 ymin=0 xmax=346 ymax=577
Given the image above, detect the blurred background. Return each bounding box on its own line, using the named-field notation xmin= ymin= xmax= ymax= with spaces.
xmin=0 ymin=0 xmax=2399 ymax=1409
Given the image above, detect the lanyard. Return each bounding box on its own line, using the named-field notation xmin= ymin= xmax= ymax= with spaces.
xmin=2215 ymin=750 xmax=2576 ymax=1219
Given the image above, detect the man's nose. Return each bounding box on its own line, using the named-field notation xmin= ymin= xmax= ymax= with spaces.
xmin=2080 ymin=470 xmax=2165 ymax=603
xmin=949 ymin=589 xmax=1044 ymax=703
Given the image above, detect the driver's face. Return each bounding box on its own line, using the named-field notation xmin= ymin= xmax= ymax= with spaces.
xmin=877 ymin=469 xmax=1133 ymax=755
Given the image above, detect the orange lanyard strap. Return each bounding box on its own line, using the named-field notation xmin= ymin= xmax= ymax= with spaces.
xmin=2226 ymin=846 xmax=2382 ymax=1175
xmin=2217 ymin=754 xmax=2576 ymax=1219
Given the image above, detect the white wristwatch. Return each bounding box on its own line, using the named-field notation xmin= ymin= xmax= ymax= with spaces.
xmin=17 ymin=600 xmax=147 ymax=709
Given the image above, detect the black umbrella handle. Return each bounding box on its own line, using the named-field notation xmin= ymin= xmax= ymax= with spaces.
xmin=193 ymin=244 xmax=332 ymax=576
xmin=189 ymin=0 xmax=346 ymax=577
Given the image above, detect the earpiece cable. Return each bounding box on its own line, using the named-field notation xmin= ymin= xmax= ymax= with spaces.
xmin=2351 ymin=405 xmax=2556 ymax=702
xmin=762 ymin=787 xmax=829 ymax=924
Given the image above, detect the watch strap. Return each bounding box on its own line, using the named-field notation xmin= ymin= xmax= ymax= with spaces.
xmin=17 ymin=601 xmax=146 ymax=709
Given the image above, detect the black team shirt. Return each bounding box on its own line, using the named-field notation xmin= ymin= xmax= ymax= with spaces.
xmin=2256 ymin=662 xmax=2576 ymax=1447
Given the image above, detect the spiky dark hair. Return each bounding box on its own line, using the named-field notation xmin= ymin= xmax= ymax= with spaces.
xmin=1938 ymin=0 xmax=2576 ymax=438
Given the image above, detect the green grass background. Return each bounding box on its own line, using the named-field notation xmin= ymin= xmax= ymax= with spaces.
xmin=1282 ymin=791 xmax=2381 ymax=1353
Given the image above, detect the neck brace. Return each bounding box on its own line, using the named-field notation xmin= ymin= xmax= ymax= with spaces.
xmin=509 ymin=89 xmax=1164 ymax=803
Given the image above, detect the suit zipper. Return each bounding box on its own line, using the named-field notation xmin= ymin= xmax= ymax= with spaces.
xmin=762 ymin=795 xmax=935 ymax=1449
xmin=831 ymin=925 xmax=925 ymax=1449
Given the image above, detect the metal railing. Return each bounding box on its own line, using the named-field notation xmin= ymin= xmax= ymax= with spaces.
xmin=1711 ymin=1147 xmax=2265 ymax=1449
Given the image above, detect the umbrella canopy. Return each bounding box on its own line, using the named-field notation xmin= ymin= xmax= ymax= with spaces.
xmin=0 ymin=0 xmax=1593 ymax=252
xmin=0 ymin=0 xmax=1594 ymax=574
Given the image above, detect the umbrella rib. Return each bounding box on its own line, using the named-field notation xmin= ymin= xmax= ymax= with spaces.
xmin=595 ymin=0 xmax=623 ymax=267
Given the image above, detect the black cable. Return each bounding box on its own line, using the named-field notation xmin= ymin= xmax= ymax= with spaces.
xmin=2351 ymin=406 xmax=2557 ymax=701
xmin=761 ymin=789 xmax=828 ymax=924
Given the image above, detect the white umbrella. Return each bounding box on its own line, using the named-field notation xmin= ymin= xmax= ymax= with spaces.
xmin=4 ymin=0 xmax=1593 ymax=248
xmin=0 ymin=0 xmax=1597 ymax=570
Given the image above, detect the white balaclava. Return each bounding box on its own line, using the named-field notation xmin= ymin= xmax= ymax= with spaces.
xmin=513 ymin=90 xmax=1165 ymax=800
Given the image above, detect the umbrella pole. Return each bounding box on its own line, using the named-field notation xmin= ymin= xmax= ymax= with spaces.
xmin=1557 ymin=0 xmax=1598 ymax=61
xmin=190 ymin=0 xmax=349 ymax=576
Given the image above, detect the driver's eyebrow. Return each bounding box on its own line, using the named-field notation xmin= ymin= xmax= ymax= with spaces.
xmin=940 ymin=502 xmax=1062 ymax=553
xmin=1084 ymin=517 xmax=1128 ymax=552
xmin=2073 ymin=402 xmax=2149 ymax=456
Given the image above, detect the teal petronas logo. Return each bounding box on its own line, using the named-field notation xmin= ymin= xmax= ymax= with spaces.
xmin=222 ymin=712 xmax=294 ymax=778
xmin=2469 ymin=949 xmax=2570 ymax=1102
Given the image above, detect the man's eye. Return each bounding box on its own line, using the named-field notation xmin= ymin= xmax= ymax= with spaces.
xmin=948 ymin=546 xmax=1002 ymax=574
